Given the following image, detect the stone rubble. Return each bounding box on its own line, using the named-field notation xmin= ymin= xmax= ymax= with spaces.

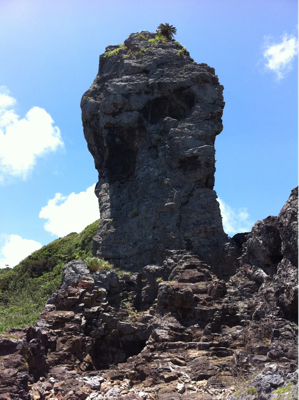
xmin=0 ymin=187 xmax=297 ymax=399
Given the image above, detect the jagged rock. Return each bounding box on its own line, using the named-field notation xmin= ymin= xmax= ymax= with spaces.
xmin=81 ymin=31 xmax=237 ymax=277
xmin=0 ymin=331 xmax=30 ymax=400
xmin=277 ymin=187 xmax=298 ymax=267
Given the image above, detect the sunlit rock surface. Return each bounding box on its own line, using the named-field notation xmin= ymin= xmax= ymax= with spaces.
xmin=81 ymin=31 xmax=237 ymax=277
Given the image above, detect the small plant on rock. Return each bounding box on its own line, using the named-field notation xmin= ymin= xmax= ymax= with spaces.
xmin=156 ymin=277 xmax=163 ymax=283
xmin=273 ymin=382 xmax=295 ymax=396
xmin=104 ymin=43 xmax=127 ymax=58
xmin=17 ymin=362 xmax=28 ymax=372
xmin=177 ymin=47 xmax=187 ymax=57
xmin=0 ymin=333 xmax=20 ymax=340
xmin=245 ymin=387 xmax=258 ymax=396
xmin=85 ymin=257 xmax=113 ymax=272
xmin=148 ymin=33 xmax=167 ymax=45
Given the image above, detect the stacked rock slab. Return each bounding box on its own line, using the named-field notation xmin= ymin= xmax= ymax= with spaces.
xmin=81 ymin=31 xmax=236 ymax=276
xmin=0 ymin=188 xmax=297 ymax=400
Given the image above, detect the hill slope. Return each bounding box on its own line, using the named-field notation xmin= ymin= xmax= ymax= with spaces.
xmin=0 ymin=219 xmax=99 ymax=332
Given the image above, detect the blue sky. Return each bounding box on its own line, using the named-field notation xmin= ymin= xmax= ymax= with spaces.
xmin=0 ymin=0 xmax=297 ymax=268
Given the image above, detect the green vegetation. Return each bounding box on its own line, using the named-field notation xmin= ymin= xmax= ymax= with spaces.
xmin=156 ymin=23 xmax=177 ymax=40
xmin=0 ymin=332 xmax=20 ymax=339
xmin=177 ymin=47 xmax=187 ymax=57
xmin=104 ymin=43 xmax=127 ymax=58
xmin=273 ymin=382 xmax=297 ymax=399
xmin=17 ymin=362 xmax=28 ymax=371
xmin=123 ymin=301 xmax=137 ymax=322
xmin=126 ymin=33 xmax=170 ymax=61
xmin=233 ymin=382 xmax=297 ymax=400
xmin=85 ymin=256 xmax=113 ymax=272
xmin=117 ymin=269 xmax=127 ymax=276
xmin=122 ymin=29 xmax=185 ymax=62
xmin=0 ymin=219 xmax=100 ymax=333
xmin=156 ymin=277 xmax=163 ymax=283
xmin=245 ymin=387 xmax=258 ymax=396
xmin=148 ymin=33 xmax=167 ymax=45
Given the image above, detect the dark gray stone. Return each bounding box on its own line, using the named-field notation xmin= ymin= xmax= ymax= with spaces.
xmin=81 ymin=31 xmax=238 ymax=278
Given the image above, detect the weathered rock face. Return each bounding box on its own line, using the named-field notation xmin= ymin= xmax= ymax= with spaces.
xmin=81 ymin=31 xmax=236 ymax=276
xmin=1 ymin=188 xmax=297 ymax=400
xmin=239 ymin=186 xmax=298 ymax=322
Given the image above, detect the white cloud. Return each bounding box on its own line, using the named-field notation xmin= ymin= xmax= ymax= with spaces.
xmin=0 ymin=87 xmax=63 ymax=181
xmin=39 ymin=184 xmax=99 ymax=237
xmin=217 ymin=198 xmax=253 ymax=236
xmin=263 ymin=33 xmax=298 ymax=79
xmin=0 ymin=234 xmax=42 ymax=269
xmin=0 ymin=91 xmax=16 ymax=108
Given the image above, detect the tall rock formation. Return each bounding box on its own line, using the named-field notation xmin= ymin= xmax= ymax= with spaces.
xmin=81 ymin=31 xmax=236 ymax=276
xmin=0 ymin=30 xmax=297 ymax=400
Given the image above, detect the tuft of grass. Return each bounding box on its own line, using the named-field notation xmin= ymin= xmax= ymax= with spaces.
xmin=17 ymin=362 xmax=28 ymax=371
xmin=136 ymin=34 xmax=146 ymax=40
xmin=156 ymin=277 xmax=163 ymax=283
xmin=0 ymin=333 xmax=20 ymax=340
xmin=104 ymin=43 xmax=127 ymax=58
xmin=177 ymin=47 xmax=187 ymax=57
xmin=148 ymin=33 xmax=167 ymax=44
xmin=84 ymin=257 xmax=113 ymax=272
xmin=116 ymin=269 xmax=127 ymax=276
xmin=273 ymin=382 xmax=295 ymax=395
xmin=245 ymin=386 xmax=258 ymax=396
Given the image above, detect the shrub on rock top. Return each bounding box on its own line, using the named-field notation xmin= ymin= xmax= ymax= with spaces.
xmin=156 ymin=23 xmax=177 ymax=40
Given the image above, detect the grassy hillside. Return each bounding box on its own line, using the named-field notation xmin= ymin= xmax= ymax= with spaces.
xmin=0 ymin=219 xmax=100 ymax=332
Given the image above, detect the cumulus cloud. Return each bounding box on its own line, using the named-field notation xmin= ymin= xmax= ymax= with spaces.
xmin=39 ymin=185 xmax=99 ymax=237
xmin=0 ymin=234 xmax=42 ymax=269
xmin=263 ymin=33 xmax=298 ymax=79
xmin=217 ymin=198 xmax=253 ymax=236
xmin=0 ymin=87 xmax=63 ymax=181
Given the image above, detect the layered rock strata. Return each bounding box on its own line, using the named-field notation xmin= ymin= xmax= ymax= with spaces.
xmin=81 ymin=31 xmax=236 ymax=276
xmin=0 ymin=188 xmax=297 ymax=400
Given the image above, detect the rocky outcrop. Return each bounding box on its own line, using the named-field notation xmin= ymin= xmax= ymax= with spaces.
xmin=81 ymin=31 xmax=237 ymax=277
xmin=239 ymin=186 xmax=298 ymax=321
xmin=1 ymin=30 xmax=297 ymax=400
xmin=0 ymin=187 xmax=297 ymax=400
